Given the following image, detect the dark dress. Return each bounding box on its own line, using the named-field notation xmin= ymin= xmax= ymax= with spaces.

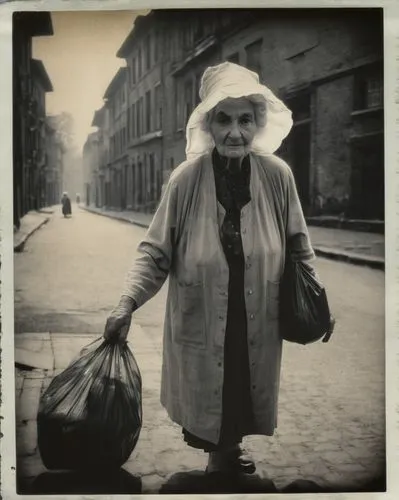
xmin=62 ymin=197 xmax=72 ymax=216
xmin=183 ymin=149 xmax=254 ymax=451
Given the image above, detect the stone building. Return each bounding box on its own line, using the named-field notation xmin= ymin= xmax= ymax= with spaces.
xmin=117 ymin=12 xmax=164 ymax=213
xmin=91 ymin=105 xmax=110 ymax=208
xmin=160 ymin=9 xmax=256 ymax=177
xmin=219 ymin=9 xmax=383 ymax=219
xmin=88 ymin=8 xmax=383 ymax=220
xmin=102 ymin=67 xmax=129 ymax=210
xmin=82 ymin=132 xmax=100 ymax=207
xmin=30 ymin=59 xmax=54 ymax=208
xmin=44 ymin=116 xmax=65 ymax=206
xmin=13 ymin=12 xmax=54 ymax=228
xmin=161 ymin=8 xmax=383 ymax=219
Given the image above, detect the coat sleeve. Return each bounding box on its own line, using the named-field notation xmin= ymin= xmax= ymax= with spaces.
xmin=121 ymin=179 xmax=178 ymax=308
xmin=285 ymin=166 xmax=315 ymax=262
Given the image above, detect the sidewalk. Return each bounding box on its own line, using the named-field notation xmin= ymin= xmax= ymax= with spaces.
xmin=14 ymin=209 xmax=55 ymax=252
xmin=15 ymin=326 xmax=385 ymax=494
xmin=82 ymin=205 xmax=385 ymax=270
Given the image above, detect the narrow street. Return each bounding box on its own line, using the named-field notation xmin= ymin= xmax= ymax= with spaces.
xmin=14 ymin=205 xmax=167 ymax=340
xmin=14 ymin=207 xmax=385 ymax=492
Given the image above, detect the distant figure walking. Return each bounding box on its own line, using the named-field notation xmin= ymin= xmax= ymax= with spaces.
xmin=61 ymin=192 xmax=72 ymax=218
xmin=76 ymin=193 xmax=81 ymax=205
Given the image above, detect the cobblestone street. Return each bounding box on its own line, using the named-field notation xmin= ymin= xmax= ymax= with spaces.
xmin=14 ymin=207 xmax=385 ymax=494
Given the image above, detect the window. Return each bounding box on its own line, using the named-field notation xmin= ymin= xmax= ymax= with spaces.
xmin=184 ymin=79 xmax=193 ymax=126
xmin=354 ymin=68 xmax=383 ymax=111
xmin=227 ymin=52 xmax=239 ymax=64
xmin=245 ymin=39 xmax=262 ymax=75
xmin=138 ymin=47 xmax=143 ymax=78
xmin=145 ymin=90 xmax=151 ymax=133
xmin=155 ymin=85 xmax=162 ymax=130
xmin=149 ymin=153 xmax=155 ymax=200
xmin=127 ymin=105 xmax=131 ymax=140
xmin=145 ymin=34 xmax=151 ymax=70
xmin=131 ymin=57 xmax=136 ymax=85
xmin=164 ymin=32 xmax=170 ymax=60
xmin=154 ymin=31 xmax=159 ymax=63
xmin=194 ymin=74 xmax=201 ymax=106
xmin=132 ymin=103 xmax=136 ymax=138
xmin=286 ymin=92 xmax=311 ymax=123
xmin=137 ymin=98 xmax=143 ymax=136
xmin=366 ymin=76 xmax=383 ymax=108
xmin=176 ymin=81 xmax=183 ymax=130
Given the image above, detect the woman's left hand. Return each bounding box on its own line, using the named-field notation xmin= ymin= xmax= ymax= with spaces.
xmin=104 ymin=296 xmax=136 ymax=343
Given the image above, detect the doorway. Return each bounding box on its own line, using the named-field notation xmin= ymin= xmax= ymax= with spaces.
xmin=349 ymin=133 xmax=384 ymax=220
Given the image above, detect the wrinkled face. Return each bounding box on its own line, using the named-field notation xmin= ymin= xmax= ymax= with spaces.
xmin=209 ymin=97 xmax=257 ymax=159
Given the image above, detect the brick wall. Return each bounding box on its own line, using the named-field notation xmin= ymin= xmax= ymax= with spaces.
xmin=314 ymin=76 xmax=354 ymax=214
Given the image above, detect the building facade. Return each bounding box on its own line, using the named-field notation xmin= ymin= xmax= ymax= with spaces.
xmin=219 ymin=9 xmax=383 ymax=219
xmin=117 ymin=13 xmax=164 ymax=213
xmin=91 ymin=105 xmax=110 ymax=208
xmin=101 ymin=67 xmax=129 ymax=210
xmin=82 ymin=132 xmax=100 ymax=207
xmin=85 ymin=8 xmax=383 ymax=220
xmin=45 ymin=116 xmax=65 ymax=206
xmin=13 ymin=12 xmax=54 ymax=228
xmin=161 ymin=10 xmax=256 ymax=176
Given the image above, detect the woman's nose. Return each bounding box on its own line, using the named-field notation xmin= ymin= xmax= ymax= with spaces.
xmin=228 ymin=121 xmax=241 ymax=139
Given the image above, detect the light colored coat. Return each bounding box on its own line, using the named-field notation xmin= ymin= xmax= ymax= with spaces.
xmin=122 ymin=152 xmax=315 ymax=444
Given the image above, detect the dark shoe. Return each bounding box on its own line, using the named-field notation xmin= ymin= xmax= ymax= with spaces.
xmin=226 ymin=447 xmax=256 ymax=474
xmin=206 ymin=448 xmax=256 ymax=476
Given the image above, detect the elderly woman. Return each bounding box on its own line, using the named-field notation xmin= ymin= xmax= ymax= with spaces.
xmin=104 ymin=62 xmax=315 ymax=474
xmin=61 ymin=192 xmax=72 ymax=218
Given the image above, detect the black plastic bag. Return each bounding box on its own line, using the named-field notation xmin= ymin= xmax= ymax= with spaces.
xmin=37 ymin=338 xmax=142 ymax=471
xmin=279 ymin=256 xmax=334 ymax=345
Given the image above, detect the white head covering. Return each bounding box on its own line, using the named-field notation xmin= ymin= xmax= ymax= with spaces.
xmin=185 ymin=62 xmax=293 ymax=160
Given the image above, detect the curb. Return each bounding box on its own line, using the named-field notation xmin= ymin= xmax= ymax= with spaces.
xmin=306 ymin=217 xmax=384 ymax=235
xmin=80 ymin=206 xmax=151 ymax=229
xmin=313 ymin=245 xmax=384 ymax=270
xmin=81 ymin=207 xmax=384 ymax=270
xmin=14 ymin=217 xmax=50 ymax=253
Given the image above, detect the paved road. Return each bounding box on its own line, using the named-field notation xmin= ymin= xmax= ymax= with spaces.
xmin=14 ymin=208 xmax=385 ymax=491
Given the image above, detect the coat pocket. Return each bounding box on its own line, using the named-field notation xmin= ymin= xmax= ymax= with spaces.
xmin=267 ymin=280 xmax=280 ymax=321
xmin=174 ymin=283 xmax=206 ymax=349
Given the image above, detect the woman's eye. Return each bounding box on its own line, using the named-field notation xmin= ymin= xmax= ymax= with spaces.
xmin=240 ymin=116 xmax=254 ymax=125
xmin=217 ymin=115 xmax=231 ymax=125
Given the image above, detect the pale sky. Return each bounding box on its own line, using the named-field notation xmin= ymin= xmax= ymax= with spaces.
xmin=33 ymin=10 xmax=148 ymax=152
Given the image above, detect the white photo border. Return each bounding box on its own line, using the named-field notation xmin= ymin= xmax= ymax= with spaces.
xmin=0 ymin=1 xmax=397 ymax=499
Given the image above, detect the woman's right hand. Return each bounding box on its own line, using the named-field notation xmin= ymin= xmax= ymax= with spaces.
xmin=104 ymin=296 xmax=136 ymax=343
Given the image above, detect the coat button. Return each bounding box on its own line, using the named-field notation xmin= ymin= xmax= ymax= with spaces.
xmin=248 ymin=289 xmax=253 ymax=295
xmin=218 ymin=362 xmax=222 ymax=367
xmin=249 ymin=313 xmax=255 ymax=320
xmin=252 ymin=384 xmax=256 ymax=390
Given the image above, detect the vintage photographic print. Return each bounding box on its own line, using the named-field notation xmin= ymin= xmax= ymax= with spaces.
xmin=8 ymin=5 xmax=386 ymax=496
